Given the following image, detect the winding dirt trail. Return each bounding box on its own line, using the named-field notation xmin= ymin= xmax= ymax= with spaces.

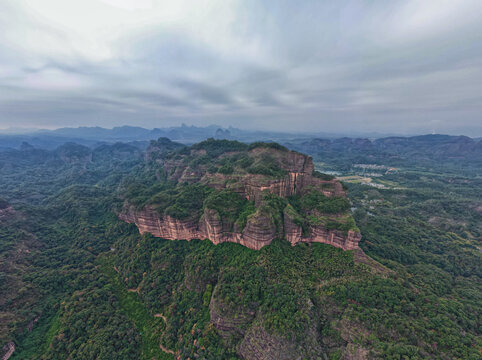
xmin=153 ymin=313 xmax=174 ymax=355
xmin=1 ymin=342 xmax=15 ymax=360
xmin=153 ymin=313 xmax=167 ymax=322
xmin=159 ymin=344 xmax=174 ymax=355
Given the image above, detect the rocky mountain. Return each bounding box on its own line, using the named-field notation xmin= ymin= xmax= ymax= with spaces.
xmin=120 ymin=139 xmax=361 ymax=250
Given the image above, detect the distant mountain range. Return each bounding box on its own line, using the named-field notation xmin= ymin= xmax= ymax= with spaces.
xmin=0 ymin=125 xmax=311 ymax=149
xmin=0 ymin=126 xmax=480 ymax=174
xmin=0 ymin=124 xmax=480 ymax=150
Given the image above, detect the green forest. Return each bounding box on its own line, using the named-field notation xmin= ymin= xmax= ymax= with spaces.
xmin=0 ymin=138 xmax=480 ymax=359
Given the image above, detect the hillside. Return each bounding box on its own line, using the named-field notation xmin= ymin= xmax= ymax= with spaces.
xmin=120 ymin=139 xmax=360 ymax=251
xmin=0 ymin=137 xmax=480 ymax=360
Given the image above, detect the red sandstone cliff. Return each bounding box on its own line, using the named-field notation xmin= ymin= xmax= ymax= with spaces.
xmin=120 ymin=205 xmax=278 ymax=251
xmin=120 ymin=202 xmax=360 ymax=251
xmin=120 ymin=146 xmax=361 ymax=251
xmin=159 ymin=147 xmax=345 ymax=201
xmin=283 ymin=207 xmax=360 ymax=250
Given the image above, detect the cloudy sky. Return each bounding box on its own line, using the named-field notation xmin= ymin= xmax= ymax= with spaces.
xmin=0 ymin=0 xmax=481 ymax=135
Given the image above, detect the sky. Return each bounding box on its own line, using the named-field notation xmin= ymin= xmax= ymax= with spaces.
xmin=0 ymin=0 xmax=481 ymax=135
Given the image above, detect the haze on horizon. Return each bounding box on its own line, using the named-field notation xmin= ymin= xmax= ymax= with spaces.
xmin=0 ymin=0 xmax=481 ymax=136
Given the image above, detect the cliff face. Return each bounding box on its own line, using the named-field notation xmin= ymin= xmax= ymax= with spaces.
xmin=209 ymin=285 xmax=255 ymax=342
xmin=120 ymin=205 xmax=279 ymax=251
xmin=120 ymin=142 xmax=361 ymax=251
xmin=160 ymin=147 xmax=345 ymax=201
xmin=121 ymin=204 xmax=360 ymax=251
xmin=119 ymin=206 xmax=202 ymax=240
xmin=283 ymin=209 xmax=360 ymax=251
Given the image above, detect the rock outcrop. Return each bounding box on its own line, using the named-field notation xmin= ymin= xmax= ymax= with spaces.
xmin=121 ymin=202 xmax=360 ymax=251
xmin=238 ymin=322 xmax=300 ymax=360
xmin=283 ymin=209 xmax=360 ymax=250
xmin=120 ymin=143 xmax=361 ymax=251
xmin=159 ymin=147 xmax=345 ymax=200
xmin=209 ymin=285 xmax=255 ymax=342
xmin=120 ymin=207 xmax=202 ymax=240
xmin=120 ymin=205 xmax=279 ymax=251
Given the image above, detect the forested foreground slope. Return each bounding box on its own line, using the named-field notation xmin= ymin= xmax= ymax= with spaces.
xmin=0 ymin=138 xmax=480 ymax=359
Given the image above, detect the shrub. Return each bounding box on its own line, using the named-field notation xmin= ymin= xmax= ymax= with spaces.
xmin=191 ymin=138 xmax=248 ymax=158
xmin=313 ymin=170 xmax=335 ymax=181
xmin=248 ymin=142 xmax=289 ymax=152
xmin=218 ymin=163 xmax=234 ymax=175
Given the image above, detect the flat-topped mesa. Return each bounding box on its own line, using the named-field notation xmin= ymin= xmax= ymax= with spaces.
xmin=158 ymin=144 xmax=345 ymax=201
xmin=120 ymin=139 xmax=361 ymax=251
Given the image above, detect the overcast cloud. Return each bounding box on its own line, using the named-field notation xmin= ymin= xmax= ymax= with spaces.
xmin=0 ymin=0 xmax=481 ymax=135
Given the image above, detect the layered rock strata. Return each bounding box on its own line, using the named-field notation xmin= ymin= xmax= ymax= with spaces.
xmin=160 ymin=148 xmax=345 ymax=202
xmin=283 ymin=209 xmax=360 ymax=251
xmin=120 ymin=203 xmax=360 ymax=251
xmin=120 ymin=146 xmax=361 ymax=251
xmin=119 ymin=206 xmax=277 ymax=251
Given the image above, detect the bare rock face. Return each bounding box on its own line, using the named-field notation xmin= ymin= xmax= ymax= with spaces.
xmin=209 ymin=286 xmax=325 ymax=360
xmin=238 ymin=321 xmax=301 ymax=360
xmin=119 ymin=205 xmax=202 ymax=240
xmin=199 ymin=208 xmax=227 ymax=244
xmin=239 ymin=209 xmax=277 ymax=250
xmin=283 ymin=206 xmax=303 ymax=245
xmin=209 ymin=285 xmax=256 ymax=342
xmin=242 ymin=149 xmax=315 ymax=202
xmin=121 ymin=202 xmax=360 ymax=251
xmin=235 ymin=309 xmax=325 ymax=360
xmin=284 ymin=208 xmax=361 ymax=250
xmin=121 ymin=204 xmax=278 ymax=251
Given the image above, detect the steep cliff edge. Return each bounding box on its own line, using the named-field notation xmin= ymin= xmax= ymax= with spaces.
xmin=120 ymin=139 xmax=361 ymax=250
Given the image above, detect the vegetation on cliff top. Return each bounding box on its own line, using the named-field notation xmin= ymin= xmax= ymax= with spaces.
xmin=163 ymin=138 xmax=290 ymax=178
xmin=124 ymin=138 xmax=358 ymax=237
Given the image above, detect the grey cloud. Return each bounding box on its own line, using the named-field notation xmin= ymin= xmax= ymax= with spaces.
xmin=0 ymin=0 xmax=481 ymax=135
xmin=117 ymin=90 xmax=196 ymax=109
xmin=172 ymin=78 xmax=234 ymax=106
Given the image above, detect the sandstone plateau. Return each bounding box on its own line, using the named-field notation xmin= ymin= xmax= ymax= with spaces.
xmin=120 ymin=140 xmax=361 ymax=251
